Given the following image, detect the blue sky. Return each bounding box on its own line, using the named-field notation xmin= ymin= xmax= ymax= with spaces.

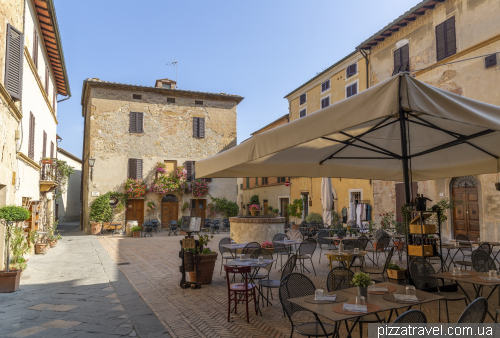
xmin=54 ymin=0 xmax=422 ymax=157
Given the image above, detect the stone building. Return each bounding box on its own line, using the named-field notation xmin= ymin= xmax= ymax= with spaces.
xmin=0 ymin=0 xmax=70 ymax=269
xmin=284 ymin=51 xmax=375 ymax=224
xmin=80 ymin=78 xmax=243 ymax=233
xmin=55 ymin=147 xmax=82 ymax=223
xmin=237 ymin=115 xmax=290 ymax=218
xmin=358 ymin=0 xmax=500 ymax=241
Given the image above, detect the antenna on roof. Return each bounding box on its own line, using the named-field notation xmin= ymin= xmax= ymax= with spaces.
xmin=166 ymin=60 xmax=178 ymax=84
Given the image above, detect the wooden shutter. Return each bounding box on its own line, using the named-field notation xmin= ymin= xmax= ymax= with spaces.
xmin=136 ymin=159 xmax=143 ymax=179
xmin=198 ymin=118 xmax=205 ymax=138
xmin=5 ymin=24 xmax=24 ymax=101
xmin=42 ymin=131 xmax=47 ymax=158
xmin=185 ymin=161 xmax=193 ymax=181
xmin=436 ymin=21 xmax=446 ymax=61
xmin=346 ymin=86 xmax=351 ymax=98
xmin=401 ymin=44 xmax=409 ymax=72
xmin=445 ymin=17 xmax=456 ymax=58
xmin=137 ymin=112 xmax=144 ymax=133
xmin=392 ymin=47 xmax=401 ymax=75
xmin=50 ymin=141 xmax=54 ymax=159
xmin=45 ymin=64 xmax=49 ymax=94
xmin=33 ymin=28 xmax=39 ymax=69
xmin=193 ymin=117 xmax=199 ymax=137
xmin=128 ymin=159 xmax=137 ymax=178
xmin=351 ymin=83 xmax=357 ymax=95
xmin=28 ymin=113 xmax=35 ymax=159
xmin=129 ymin=112 xmax=137 ymax=132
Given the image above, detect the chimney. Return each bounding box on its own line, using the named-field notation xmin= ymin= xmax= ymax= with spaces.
xmin=155 ymin=78 xmax=176 ymax=89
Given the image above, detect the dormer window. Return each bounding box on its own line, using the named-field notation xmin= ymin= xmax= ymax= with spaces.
xmin=162 ymin=83 xmax=171 ymax=88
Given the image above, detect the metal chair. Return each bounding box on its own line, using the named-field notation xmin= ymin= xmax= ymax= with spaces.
xmin=224 ymin=265 xmax=258 ymax=323
xmin=455 ymin=234 xmax=473 ymax=270
xmin=366 ymin=234 xmax=390 ymax=267
xmin=457 ymin=297 xmax=487 ymax=323
xmin=477 ymin=243 xmax=493 ymax=255
xmin=409 ymin=257 xmax=467 ymax=323
xmin=222 ymin=218 xmax=230 ymax=231
xmin=168 ymin=221 xmax=179 ymax=236
xmin=361 ymin=247 xmax=395 ymax=281
xmin=203 ymin=218 xmax=211 ymax=232
xmin=392 ymin=309 xmax=427 ymax=323
xmin=297 ymin=238 xmax=317 ymax=275
xmin=326 ymin=267 xmax=353 ymax=292
xmin=151 ymin=219 xmax=160 ymax=233
xmin=472 ymin=249 xmax=497 ymax=272
xmin=142 ymin=222 xmax=153 ymax=237
xmin=317 ymin=231 xmax=336 ymax=264
xmin=279 ymin=273 xmax=337 ymax=338
xmin=273 ymin=233 xmax=290 ymax=269
xmin=258 ymin=254 xmax=297 ymax=306
xmin=219 ymin=237 xmax=234 ymax=275
xmin=242 ymin=242 xmax=261 ymax=256
xmin=211 ymin=220 xmax=220 ymax=234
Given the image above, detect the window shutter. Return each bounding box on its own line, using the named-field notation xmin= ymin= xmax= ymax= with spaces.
xmin=193 ymin=117 xmax=199 ymax=137
xmin=28 ymin=113 xmax=35 ymax=159
xmin=401 ymin=44 xmax=409 ymax=72
xmin=445 ymin=17 xmax=456 ymax=58
xmin=137 ymin=112 xmax=144 ymax=133
xmin=33 ymin=28 xmax=38 ymax=69
xmin=136 ymin=159 xmax=143 ymax=179
xmin=129 ymin=112 xmax=137 ymax=132
xmin=45 ymin=64 xmax=49 ymax=94
xmin=42 ymin=131 xmax=47 ymax=158
xmin=392 ymin=47 xmax=401 ymax=75
xmin=128 ymin=159 xmax=137 ymax=179
xmin=436 ymin=21 xmax=446 ymax=61
xmin=352 ymin=83 xmax=357 ymax=95
xmin=185 ymin=161 xmax=193 ymax=181
xmin=5 ymin=24 xmax=24 ymax=101
xmin=346 ymin=86 xmax=351 ymax=98
xmin=50 ymin=141 xmax=54 ymax=159
xmin=198 ymin=117 xmax=205 ymax=138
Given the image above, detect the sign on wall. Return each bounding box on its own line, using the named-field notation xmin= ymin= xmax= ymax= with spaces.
xmin=91 ymin=191 xmax=100 ymax=197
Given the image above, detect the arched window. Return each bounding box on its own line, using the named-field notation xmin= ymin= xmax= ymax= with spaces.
xmin=162 ymin=194 xmax=178 ymax=202
xmin=451 ymin=176 xmax=478 ymax=188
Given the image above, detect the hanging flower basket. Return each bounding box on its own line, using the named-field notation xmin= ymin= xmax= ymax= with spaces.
xmin=124 ymin=179 xmax=148 ymax=198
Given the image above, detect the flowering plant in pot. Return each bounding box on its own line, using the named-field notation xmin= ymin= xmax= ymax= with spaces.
xmin=0 ymin=205 xmax=31 ymax=292
xmin=261 ymin=241 xmax=274 ymax=253
xmin=248 ymin=204 xmax=261 ymax=216
xmin=146 ymin=201 xmax=156 ymax=213
xmin=188 ymin=234 xmax=218 ymax=284
xmin=351 ymin=271 xmax=372 ymax=298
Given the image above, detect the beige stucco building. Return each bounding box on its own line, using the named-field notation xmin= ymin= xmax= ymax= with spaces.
xmin=55 ymin=148 xmax=81 ymax=223
xmin=80 ymin=78 xmax=242 ymax=233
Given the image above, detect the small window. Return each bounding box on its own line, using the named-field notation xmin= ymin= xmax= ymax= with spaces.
xmin=321 ymin=80 xmax=330 ymax=92
xmin=262 ymin=177 xmax=268 ymax=185
xmin=195 ymin=100 xmax=203 ymax=105
xmin=162 ymin=83 xmax=171 ymax=88
xmin=436 ymin=16 xmax=456 ymax=62
xmin=185 ymin=161 xmax=194 ymax=181
xmin=255 ymin=178 xmax=258 ymax=186
xmin=129 ymin=112 xmax=144 ymax=133
xmin=133 ymin=94 xmax=142 ymax=100
xmin=299 ymin=93 xmax=306 ymax=105
xmin=346 ymin=83 xmax=357 ymax=98
xmin=167 ymin=98 xmax=175 ymax=103
xmin=246 ymin=177 xmax=250 ymax=188
xmin=299 ymin=109 xmax=306 ymax=118
xmin=346 ymin=63 xmax=357 ymax=78
xmin=32 ymin=28 xmax=39 ymax=70
xmin=193 ymin=117 xmax=205 ymax=138
xmin=191 ymin=199 xmax=196 ymax=209
xmin=128 ymin=158 xmax=143 ymax=179
xmin=28 ymin=112 xmax=35 ymax=159
xmin=392 ymin=44 xmax=409 ymax=75
xmin=321 ymin=97 xmax=330 ymax=109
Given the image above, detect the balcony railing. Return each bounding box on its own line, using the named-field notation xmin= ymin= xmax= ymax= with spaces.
xmin=40 ymin=160 xmax=57 ymax=181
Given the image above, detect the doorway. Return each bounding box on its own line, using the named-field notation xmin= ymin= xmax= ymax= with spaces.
xmin=263 ymin=200 xmax=268 ymax=215
xmin=279 ymin=198 xmax=289 ymax=222
xmin=126 ymin=199 xmax=145 ymax=226
xmin=191 ymin=199 xmax=206 ymax=219
xmin=452 ymin=176 xmax=480 ymax=241
xmin=161 ymin=194 xmax=179 ymax=228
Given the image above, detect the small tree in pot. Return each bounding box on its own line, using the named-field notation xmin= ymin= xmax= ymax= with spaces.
xmin=351 ymin=271 xmax=372 ymax=298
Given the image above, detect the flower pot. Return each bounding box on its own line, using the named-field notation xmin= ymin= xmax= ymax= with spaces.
xmin=250 ymin=210 xmax=260 ymax=217
xmin=189 ymin=253 xmax=218 ymax=284
xmin=263 ymin=247 xmax=275 ymax=254
xmin=41 ymin=159 xmax=53 ymax=164
xmin=0 ymin=269 xmax=21 ymax=293
xmin=358 ymin=286 xmax=368 ymax=298
xmin=291 ymin=223 xmax=299 ymax=230
xmin=90 ymin=222 xmax=102 ymax=235
xmin=48 ymin=239 xmax=57 ymax=248
xmin=373 ymin=243 xmax=385 ymax=251
xmin=132 ymin=232 xmax=141 ymax=238
xmin=393 ymin=240 xmax=404 ymax=251
xmin=35 ymin=243 xmax=49 ymax=254
xmin=387 ymin=269 xmax=407 ymax=280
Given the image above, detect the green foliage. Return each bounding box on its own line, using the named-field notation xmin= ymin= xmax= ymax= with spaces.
xmin=0 ymin=206 xmax=31 ymax=222
xmin=10 ymin=226 xmax=34 ymax=264
xmin=90 ymin=193 xmax=113 ymax=222
xmin=399 ymin=203 xmax=413 ymax=235
xmin=47 ymin=222 xmax=62 ymax=241
xmin=198 ymin=234 xmax=214 ymax=253
xmin=351 ymin=271 xmax=372 ymax=287
xmin=130 ymin=226 xmax=142 ymax=232
xmin=201 ymin=248 xmax=215 ymax=255
xmin=429 ymin=198 xmax=459 ymax=231
xmin=182 ymin=202 xmax=190 ymax=213
xmin=272 ymin=208 xmax=279 ymax=215
xmin=53 ymin=159 xmax=75 ymax=200
xmin=367 ymin=220 xmax=376 ymax=233
xmin=331 ymin=210 xmax=341 ymax=226
xmin=249 ymin=195 xmax=260 ymax=205
xmin=209 ymin=196 xmax=239 ymax=218
xmin=268 ymin=205 xmax=273 ymax=211
xmin=286 ymin=198 xmax=304 ymax=219
xmin=305 ymin=212 xmax=323 ymax=223
xmin=387 ymin=263 xmax=401 ymax=271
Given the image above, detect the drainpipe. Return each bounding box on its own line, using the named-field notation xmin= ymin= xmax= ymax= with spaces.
xmin=359 ymin=48 xmax=371 ymax=89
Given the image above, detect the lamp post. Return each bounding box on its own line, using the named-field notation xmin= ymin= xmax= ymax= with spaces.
xmin=89 ymin=157 xmax=95 ymax=181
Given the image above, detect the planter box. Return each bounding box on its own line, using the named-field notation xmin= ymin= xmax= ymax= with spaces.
xmin=408 ymin=244 xmax=433 ymax=257
xmin=0 ymin=269 xmax=21 ymax=293
xmin=41 ymin=159 xmax=53 ymax=164
xmin=409 ymin=223 xmax=436 ymax=234
xmin=48 ymin=240 xmax=57 ymax=248
xmin=132 ymin=232 xmax=141 ymax=238
xmin=189 ymin=253 xmax=218 ymax=284
xmin=250 ymin=210 xmax=260 ymax=217
xmin=373 ymin=243 xmax=386 ymax=251
xmin=35 ymin=243 xmax=49 ymax=254
xmin=387 ymin=268 xmax=407 ymax=280
xmin=90 ymin=222 xmax=102 ymax=235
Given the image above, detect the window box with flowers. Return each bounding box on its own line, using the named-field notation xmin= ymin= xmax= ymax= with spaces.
xmin=185 ymin=179 xmax=209 ymax=198
xmin=154 ymin=162 xmax=167 ymax=179
xmin=150 ymin=166 xmax=187 ymax=195
xmin=146 ymin=201 xmax=156 ymax=214
xmin=124 ymin=178 xmax=148 ymax=198
xmin=248 ymin=204 xmax=261 ymax=217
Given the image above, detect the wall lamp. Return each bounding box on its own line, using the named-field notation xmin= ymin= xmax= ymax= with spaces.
xmin=89 ymin=157 xmax=96 ymax=180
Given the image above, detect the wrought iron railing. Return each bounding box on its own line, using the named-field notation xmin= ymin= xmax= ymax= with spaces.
xmin=40 ymin=161 xmax=57 ymax=181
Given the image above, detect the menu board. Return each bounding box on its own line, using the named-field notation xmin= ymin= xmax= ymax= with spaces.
xmin=189 ymin=217 xmax=202 ymax=232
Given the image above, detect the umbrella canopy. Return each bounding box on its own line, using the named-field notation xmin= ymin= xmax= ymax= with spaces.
xmin=197 ymin=74 xmax=500 ymax=183
xmin=321 ymin=178 xmax=333 ymax=226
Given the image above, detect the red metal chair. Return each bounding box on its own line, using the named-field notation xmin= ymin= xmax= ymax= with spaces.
xmin=224 ymin=265 xmax=258 ymax=323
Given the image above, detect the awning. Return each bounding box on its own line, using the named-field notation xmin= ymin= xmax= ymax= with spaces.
xmin=196 ymin=74 xmax=500 ymax=182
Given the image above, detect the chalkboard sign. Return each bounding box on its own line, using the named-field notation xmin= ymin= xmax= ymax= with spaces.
xmin=189 ymin=217 xmax=202 ymax=232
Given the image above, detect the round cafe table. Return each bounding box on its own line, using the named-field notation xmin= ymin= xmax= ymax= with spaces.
xmin=325 ymin=249 xmax=367 ymax=269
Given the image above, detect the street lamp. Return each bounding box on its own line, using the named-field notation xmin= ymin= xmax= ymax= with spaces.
xmin=89 ymin=157 xmax=95 ymax=180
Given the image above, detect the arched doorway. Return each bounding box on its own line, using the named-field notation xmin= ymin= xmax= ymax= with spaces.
xmin=451 ymin=176 xmax=480 ymax=241
xmin=161 ymin=194 xmax=179 ymax=228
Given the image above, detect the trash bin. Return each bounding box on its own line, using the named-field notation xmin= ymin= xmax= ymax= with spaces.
xmin=126 ymin=221 xmax=138 ymax=237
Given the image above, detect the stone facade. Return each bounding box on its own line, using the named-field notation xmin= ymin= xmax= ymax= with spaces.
xmin=81 ymin=79 xmax=243 ymax=233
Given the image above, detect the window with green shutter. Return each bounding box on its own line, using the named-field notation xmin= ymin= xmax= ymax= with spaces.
xmin=246 ymin=177 xmax=249 ymax=188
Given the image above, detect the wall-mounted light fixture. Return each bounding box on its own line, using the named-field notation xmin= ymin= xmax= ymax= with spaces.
xmin=89 ymin=157 xmax=95 ymax=180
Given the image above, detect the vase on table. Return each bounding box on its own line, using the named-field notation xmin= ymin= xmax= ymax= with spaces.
xmin=358 ymin=286 xmax=368 ymax=298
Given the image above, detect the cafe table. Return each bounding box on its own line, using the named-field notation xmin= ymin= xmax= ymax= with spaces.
xmin=274 ymin=239 xmax=302 ymax=254
xmin=220 ymin=243 xmax=247 ymax=259
xmin=431 ymin=269 xmax=500 ymax=320
xmin=325 ymin=250 xmax=367 ymax=269
xmin=288 ymin=282 xmax=443 ymax=337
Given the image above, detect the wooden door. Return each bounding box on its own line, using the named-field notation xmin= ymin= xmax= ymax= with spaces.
xmin=395 ymin=182 xmax=418 ymax=222
xmin=126 ymin=199 xmax=144 ymax=225
xmin=263 ymin=200 xmax=268 ymax=215
xmin=190 ymin=199 xmax=206 ymax=219
xmin=161 ymin=201 xmax=178 ymax=228
xmin=453 ymin=186 xmax=480 ymax=241
xmin=280 ymin=198 xmax=289 ymax=221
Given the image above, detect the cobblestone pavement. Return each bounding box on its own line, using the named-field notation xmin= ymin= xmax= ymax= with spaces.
xmin=0 ymin=222 xmax=168 ymax=338
xmin=98 ymin=229 xmax=499 ymax=338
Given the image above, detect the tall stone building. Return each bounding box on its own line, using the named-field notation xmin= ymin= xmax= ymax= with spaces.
xmin=80 ymin=78 xmax=243 ymax=233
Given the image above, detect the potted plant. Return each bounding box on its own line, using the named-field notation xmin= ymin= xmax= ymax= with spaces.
xmin=41 ymin=157 xmax=53 ymax=164
xmin=286 ymin=198 xmax=304 ymax=229
xmin=272 ymin=208 xmax=279 ymax=216
xmin=188 ymin=234 xmax=218 ymax=284
xmin=0 ymin=205 xmax=31 ymax=292
xmin=10 ymin=257 xmax=28 ymax=273
xmin=35 ymin=235 xmax=49 ymax=254
xmin=249 ymin=204 xmax=261 ymax=217
xmin=47 ymin=223 xmax=62 ymax=248
xmin=9 ymin=225 xmax=35 ymax=274
xmin=146 ymin=201 xmax=156 ymax=214
xmin=130 ymin=226 xmax=142 ymax=238
xmin=386 ymin=262 xmax=407 ymax=280
xmin=261 ymin=241 xmax=274 ymax=253
xmin=351 ymin=271 xmax=372 ymax=298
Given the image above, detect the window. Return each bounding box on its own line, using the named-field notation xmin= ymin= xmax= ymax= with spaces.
xmin=321 ymin=96 xmax=330 ymax=109
xmin=50 ymin=141 xmax=54 ymax=159
xmin=162 ymin=83 xmax=171 ymax=88
xmin=163 ymin=160 xmax=177 ymax=173
xmin=129 ymin=112 xmax=144 ymax=133
xmin=321 ymin=80 xmax=330 ymax=92
xmin=240 ymin=183 xmax=243 ymax=190
xmin=5 ymin=24 xmax=24 ymax=101
xmin=346 ymin=83 xmax=357 ymax=98
xmin=128 ymin=158 xmax=143 ymax=179
xmin=185 ymin=161 xmax=194 ymax=181
xmin=299 ymin=93 xmax=306 ymax=105
xmin=32 ymin=28 xmax=39 ymax=70
xmin=195 ymin=100 xmax=203 ymax=105
xmin=133 ymin=94 xmax=142 ymax=100
xmin=278 ymin=177 xmax=286 ymax=183
xmin=28 ymin=113 xmax=35 ymax=159
xmin=436 ymin=16 xmax=456 ymax=62
xmin=255 ymin=177 xmax=258 ymax=186
xmin=346 ymin=63 xmax=357 ymax=78
xmin=299 ymin=109 xmax=306 ymax=118
xmin=45 ymin=64 xmax=49 ymax=94
xmin=246 ymin=177 xmax=250 ymax=188
xmin=392 ymin=44 xmax=409 ymax=75
xmin=167 ymin=98 xmax=175 ymax=103
xmin=193 ymin=117 xmax=205 ymax=138
xmin=42 ymin=131 xmax=47 ymax=158
xmin=262 ymin=177 xmax=268 ymax=185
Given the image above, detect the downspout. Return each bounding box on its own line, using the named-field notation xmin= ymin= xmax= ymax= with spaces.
xmin=359 ymin=48 xmax=370 ymax=89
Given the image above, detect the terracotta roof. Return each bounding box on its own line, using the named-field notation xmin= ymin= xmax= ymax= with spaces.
xmin=357 ymin=0 xmax=444 ymax=50
xmin=33 ymin=0 xmax=70 ymax=97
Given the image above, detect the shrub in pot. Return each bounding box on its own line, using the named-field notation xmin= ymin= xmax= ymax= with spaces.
xmin=188 ymin=234 xmax=218 ymax=284
xmin=130 ymin=226 xmax=142 ymax=238
xmin=386 ymin=262 xmax=407 ymax=279
xmin=47 ymin=223 xmax=62 ymax=248
xmin=351 ymin=271 xmax=371 ymax=298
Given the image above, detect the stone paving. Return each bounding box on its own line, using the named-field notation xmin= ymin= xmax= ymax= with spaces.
xmin=0 ymin=222 xmax=168 ymax=338
xmin=97 ymin=229 xmax=500 ymax=338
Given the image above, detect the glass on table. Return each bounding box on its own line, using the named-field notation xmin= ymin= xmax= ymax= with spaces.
xmin=315 ymin=289 xmax=324 ymax=301
xmin=406 ymin=285 xmax=416 ymax=297
xmin=355 ymin=295 xmax=365 ymax=306
xmin=353 ymin=248 xmax=360 ymax=254
xmin=489 ymin=270 xmax=497 ymax=279
xmin=258 ymin=256 xmax=263 ymax=264
xmin=240 ymin=254 xmax=246 ymax=261
xmin=453 ymin=266 xmax=461 ymax=276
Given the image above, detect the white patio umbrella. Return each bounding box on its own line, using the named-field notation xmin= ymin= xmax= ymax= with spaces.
xmin=321 ymin=178 xmax=333 ymax=226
